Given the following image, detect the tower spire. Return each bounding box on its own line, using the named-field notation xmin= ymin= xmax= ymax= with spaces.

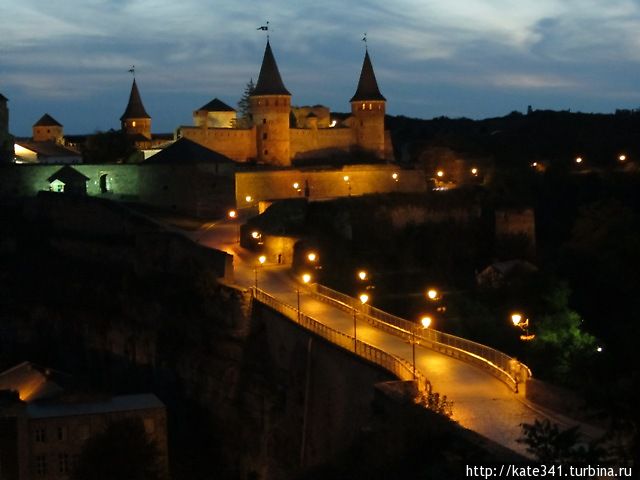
xmin=120 ymin=78 xmax=150 ymax=121
xmin=252 ymin=40 xmax=290 ymax=96
xmin=350 ymin=49 xmax=385 ymax=102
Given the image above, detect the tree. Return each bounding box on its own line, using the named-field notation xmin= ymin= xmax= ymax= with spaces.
xmin=81 ymin=129 xmax=138 ymax=163
xmin=72 ymin=417 xmax=164 ymax=480
xmin=235 ymin=78 xmax=255 ymax=128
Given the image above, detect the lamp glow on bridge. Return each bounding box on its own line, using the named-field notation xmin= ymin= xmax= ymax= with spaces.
xmin=254 ymin=255 xmax=266 ymax=289
xmin=297 ymin=273 xmax=312 ymax=321
xmin=412 ymin=315 xmax=433 ymax=380
xmin=511 ymin=312 xmax=535 ymax=341
xmin=353 ymin=293 xmax=369 ymax=353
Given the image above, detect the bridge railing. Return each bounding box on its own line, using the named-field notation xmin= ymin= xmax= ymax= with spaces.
xmin=311 ymin=284 xmax=531 ymax=393
xmin=253 ymin=288 xmax=428 ymax=391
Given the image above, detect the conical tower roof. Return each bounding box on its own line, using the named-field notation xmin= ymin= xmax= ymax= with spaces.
xmin=120 ymin=79 xmax=150 ymax=120
xmin=252 ymin=40 xmax=290 ymax=96
xmin=0 ymin=93 xmax=7 ymax=102
xmin=350 ymin=50 xmax=385 ymax=102
xmin=34 ymin=113 xmax=62 ymax=127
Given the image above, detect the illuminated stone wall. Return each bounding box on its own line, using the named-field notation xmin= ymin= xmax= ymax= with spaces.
xmin=235 ymin=165 xmax=428 ymax=207
xmin=179 ymin=126 xmax=257 ymax=162
xmin=290 ymin=127 xmax=354 ymax=160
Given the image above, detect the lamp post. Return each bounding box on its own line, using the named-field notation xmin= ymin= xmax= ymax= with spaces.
xmin=254 ymin=255 xmax=266 ymax=289
xmin=353 ymin=293 xmax=369 ymax=352
xmin=511 ymin=312 xmax=535 ymax=341
xmin=412 ymin=316 xmax=432 ymax=380
xmin=343 ymin=175 xmax=351 ymax=196
xmin=297 ymin=273 xmax=312 ymax=321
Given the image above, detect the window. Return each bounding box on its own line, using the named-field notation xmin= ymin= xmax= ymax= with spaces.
xmin=262 ymin=133 xmax=267 ymax=140
xmin=361 ymin=103 xmax=365 ymax=110
xmin=58 ymin=453 xmax=69 ymax=474
xmin=34 ymin=428 xmax=46 ymax=443
xmin=368 ymin=103 xmax=372 ymax=110
xmin=262 ymin=118 xmax=266 ymax=124
xmin=35 ymin=455 xmax=47 ymax=476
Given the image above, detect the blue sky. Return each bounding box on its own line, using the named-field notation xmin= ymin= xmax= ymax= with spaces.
xmin=2 ymin=0 xmax=640 ymax=136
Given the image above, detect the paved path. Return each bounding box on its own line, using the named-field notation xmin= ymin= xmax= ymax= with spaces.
xmin=187 ymin=219 xmax=596 ymax=456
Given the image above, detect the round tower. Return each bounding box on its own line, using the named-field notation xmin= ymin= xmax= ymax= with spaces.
xmin=250 ymin=40 xmax=291 ymax=166
xmin=350 ymin=49 xmax=386 ymax=159
xmin=120 ymin=79 xmax=151 ymax=139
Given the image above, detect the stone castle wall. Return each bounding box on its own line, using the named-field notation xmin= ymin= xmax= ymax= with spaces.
xmin=235 ymin=165 xmax=428 ymax=206
xmin=290 ymin=127 xmax=354 ymax=160
xmin=179 ymin=127 xmax=257 ymax=162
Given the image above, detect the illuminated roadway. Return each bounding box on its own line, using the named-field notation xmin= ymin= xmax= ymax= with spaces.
xmin=189 ymin=220 xmax=602 ymax=457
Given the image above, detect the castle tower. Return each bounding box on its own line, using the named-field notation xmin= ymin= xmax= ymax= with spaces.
xmin=120 ymin=79 xmax=151 ymax=139
xmin=33 ymin=113 xmax=64 ymax=142
xmin=0 ymin=93 xmax=13 ymax=163
xmin=250 ymin=40 xmax=291 ymax=166
xmin=350 ymin=49 xmax=386 ymax=159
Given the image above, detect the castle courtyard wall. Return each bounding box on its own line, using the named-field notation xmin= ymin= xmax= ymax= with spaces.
xmin=179 ymin=126 xmax=257 ymax=162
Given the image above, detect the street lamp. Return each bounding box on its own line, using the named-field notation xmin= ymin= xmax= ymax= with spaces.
xmin=307 ymin=252 xmax=317 ymax=263
xmin=436 ymin=170 xmax=444 ymax=178
xmin=392 ymin=172 xmax=399 ymax=182
xmin=511 ymin=312 xmax=535 ymax=341
xmin=343 ymin=175 xmax=351 ymax=196
xmin=353 ymin=293 xmax=369 ymax=352
xmin=575 ymin=157 xmax=583 ymax=164
xmin=228 ymin=209 xmax=237 ymax=219
xmin=245 ymin=195 xmax=253 ymax=203
xmin=297 ymin=273 xmax=312 ymax=321
xmin=254 ymin=255 xmax=266 ymax=289
xmin=412 ymin=315 xmax=433 ymax=380
xmin=618 ymin=154 xmax=627 ymax=162
xmin=357 ymin=270 xmax=367 ymax=281
xmin=293 ymin=182 xmax=302 ymax=195
xmin=471 ymin=167 xmax=478 ymax=176
xmin=426 ymin=288 xmax=439 ymax=301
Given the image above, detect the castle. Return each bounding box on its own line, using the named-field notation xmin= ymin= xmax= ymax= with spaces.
xmin=176 ymin=41 xmax=393 ymax=165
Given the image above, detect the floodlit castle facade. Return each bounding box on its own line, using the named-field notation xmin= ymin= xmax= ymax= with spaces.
xmin=177 ymin=41 xmax=393 ymax=166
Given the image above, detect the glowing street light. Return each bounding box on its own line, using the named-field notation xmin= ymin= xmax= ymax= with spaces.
xmin=307 ymin=252 xmax=317 ymax=262
xmin=619 ymin=154 xmax=627 ymax=161
xmin=251 ymin=231 xmax=261 ymax=240
xmin=575 ymin=157 xmax=583 ymax=164
xmin=245 ymin=195 xmax=253 ymax=203
xmin=228 ymin=209 xmax=237 ymax=219
xmin=297 ymin=273 xmax=312 ymax=321
xmin=426 ymin=288 xmax=439 ymax=301
xmin=357 ymin=270 xmax=368 ymax=281
xmin=412 ymin=315 xmax=433 ymax=380
xmin=436 ymin=170 xmax=444 ymax=178
xmin=392 ymin=172 xmax=399 ymax=181
xmin=254 ymin=255 xmax=267 ymax=289
xmin=343 ymin=175 xmax=351 ymax=196
xmin=471 ymin=167 xmax=478 ymax=176
xmin=353 ymin=293 xmax=369 ymax=352
xmin=511 ymin=312 xmax=534 ymax=341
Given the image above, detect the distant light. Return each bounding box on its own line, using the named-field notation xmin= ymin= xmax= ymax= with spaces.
xmin=511 ymin=313 xmax=523 ymax=326
xmin=575 ymin=157 xmax=583 ymax=164
xmin=436 ymin=170 xmax=444 ymax=178
xmin=258 ymin=255 xmax=266 ymax=264
xmin=343 ymin=175 xmax=350 ymax=182
xmin=330 ymin=120 xmax=337 ymax=127
xmin=307 ymin=252 xmax=317 ymax=262
xmin=359 ymin=293 xmax=369 ymax=304
xmin=392 ymin=172 xmax=399 ymax=181
xmin=596 ymin=346 xmax=603 ymax=352
xmin=421 ymin=316 xmax=432 ymax=329
xmin=245 ymin=195 xmax=253 ymax=202
xmin=619 ymin=154 xmax=627 ymax=161
xmin=532 ymin=162 xmax=538 ymax=167
xmin=358 ymin=270 xmax=367 ymax=281
xmin=471 ymin=168 xmax=478 ymax=175
xmin=228 ymin=210 xmax=237 ymax=219
xmin=426 ymin=289 xmax=438 ymax=300
xmin=293 ymin=182 xmax=300 ymax=190
xmin=251 ymin=231 xmax=260 ymax=239
xmin=302 ymin=273 xmax=312 ymax=284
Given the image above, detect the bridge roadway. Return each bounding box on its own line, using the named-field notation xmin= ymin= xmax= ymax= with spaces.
xmin=191 ymin=221 xmax=573 ymax=456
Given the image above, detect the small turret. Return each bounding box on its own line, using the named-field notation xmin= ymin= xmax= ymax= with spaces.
xmin=350 ymin=49 xmax=386 ymax=159
xmin=250 ymin=40 xmax=291 ymax=166
xmin=33 ymin=113 xmax=64 ymax=143
xmin=120 ymin=79 xmax=151 ymax=139
xmin=0 ymin=93 xmax=12 ymax=163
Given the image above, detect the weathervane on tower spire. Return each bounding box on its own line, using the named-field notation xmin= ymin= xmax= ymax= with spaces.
xmin=257 ymin=21 xmax=270 ymax=40
xmin=362 ymin=32 xmax=368 ymax=50
xmin=128 ymin=65 xmax=135 ymax=78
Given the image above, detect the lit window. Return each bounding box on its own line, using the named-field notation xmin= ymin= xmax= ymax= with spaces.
xmin=132 ymin=121 xmax=136 ymax=127
xmin=368 ymin=103 xmax=372 ymax=110
xmin=361 ymin=103 xmax=365 ymax=110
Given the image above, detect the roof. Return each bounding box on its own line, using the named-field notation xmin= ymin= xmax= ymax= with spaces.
xmin=144 ymin=137 xmax=234 ymax=164
xmin=0 ymin=361 xmax=70 ymax=402
xmin=252 ymin=40 xmax=290 ymax=96
xmin=34 ymin=113 xmax=62 ymax=127
xmin=47 ymin=165 xmax=90 ymax=183
xmin=16 ymin=141 xmax=81 ymax=159
xmin=197 ymin=97 xmax=236 ymax=112
xmin=120 ymin=79 xmax=151 ymax=120
xmin=0 ymin=93 xmax=7 ymax=102
xmin=350 ymin=50 xmax=386 ymax=102
xmin=26 ymin=393 xmax=164 ymax=419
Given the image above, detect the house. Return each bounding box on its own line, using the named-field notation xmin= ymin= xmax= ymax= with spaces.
xmin=47 ymin=166 xmax=90 ymax=194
